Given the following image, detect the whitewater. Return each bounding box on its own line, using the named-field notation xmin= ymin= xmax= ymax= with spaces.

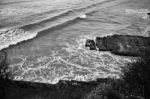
xmin=1 ymin=0 xmax=150 ymax=84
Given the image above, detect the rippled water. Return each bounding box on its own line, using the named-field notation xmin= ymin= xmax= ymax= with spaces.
xmin=0 ymin=0 xmax=150 ymax=84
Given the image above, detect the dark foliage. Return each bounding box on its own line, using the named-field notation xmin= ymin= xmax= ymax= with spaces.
xmin=0 ymin=51 xmax=12 ymax=79
xmin=85 ymin=57 xmax=150 ymax=99
xmin=0 ymin=51 xmax=13 ymax=99
xmin=85 ymin=80 xmax=123 ymax=99
xmin=123 ymin=57 xmax=150 ymax=99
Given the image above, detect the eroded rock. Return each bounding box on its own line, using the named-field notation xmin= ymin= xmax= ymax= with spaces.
xmin=85 ymin=35 xmax=150 ymax=57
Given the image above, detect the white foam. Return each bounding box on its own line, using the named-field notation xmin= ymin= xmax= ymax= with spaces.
xmin=125 ymin=9 xmax=150 ymax=20
xmin=0 ymin=28 xmax=38 ymax=50
xmin=79 ymin=14 xmax=87 ymax=19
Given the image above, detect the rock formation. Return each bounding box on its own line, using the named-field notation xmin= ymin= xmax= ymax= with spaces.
xmin=85 ymin=39 xmax=97 ymax=50
xmin=148 ymin=13 xmax=150 ymax=17
xmin=85 ymin=35 xmax=150 ymax=57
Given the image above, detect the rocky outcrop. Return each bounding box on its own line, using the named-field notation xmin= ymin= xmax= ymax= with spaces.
xmin=85 ymin=35 xmax=150 ymax=57
xmin=148 ymin=13 xmax=150 ymax=17
xmin=85 ymin=39 xmax=97 ymax=50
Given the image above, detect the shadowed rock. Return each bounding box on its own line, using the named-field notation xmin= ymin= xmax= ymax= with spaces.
xmin=85 ymin=39 xmax=97 ymax=50
xmin=85 ymin=35 xmax=150 ymax=57
xmin=147 ymin=13 xmax=150 ymax=17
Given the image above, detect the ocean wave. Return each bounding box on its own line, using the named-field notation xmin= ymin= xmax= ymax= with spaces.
xmin=0 ymin=16 xmax=83 ymax=51
xmin=0 ymin=0 xmax=119 ymax=51
xmin=125 ymin=9 xmax=150 ymax=19
xmin=21 ymin=10 xmax=76 ymax=31
xmin=0 ymin=28 xmax=37 ymax=50
xmin=18 ymin=0 xmax=116 ymax=32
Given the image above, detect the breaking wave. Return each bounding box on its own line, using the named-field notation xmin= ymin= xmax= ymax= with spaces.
xmin=0 ymin=29 xmax=38 ymax=50
xmin=0 ymin=0 xmax=120 ymax=51
xmin=0 ymin=9 xmax=87 ymax=50
xmin=0 ymin=16 xmax=83 ymax=51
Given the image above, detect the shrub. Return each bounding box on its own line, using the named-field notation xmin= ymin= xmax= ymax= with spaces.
xmin=85 ymin=57 xmax=150 ymax=99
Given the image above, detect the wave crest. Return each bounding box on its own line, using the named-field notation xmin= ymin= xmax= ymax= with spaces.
xmin=0 ymin=28 xmax=38 ymax=50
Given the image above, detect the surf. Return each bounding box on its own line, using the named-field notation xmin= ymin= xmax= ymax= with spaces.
xmin=0 ymin=0 xmax=122 ymax=51
xmin=0 ymin=29 xmax=37 ymax=50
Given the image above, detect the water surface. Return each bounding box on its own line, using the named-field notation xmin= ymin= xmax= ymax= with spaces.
xmin=0 ymin=0 xmax=150 ymax=84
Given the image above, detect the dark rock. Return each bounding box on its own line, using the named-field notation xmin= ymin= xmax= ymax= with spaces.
xmin=147 ymin=13 xmax=150 ymax=17
xmin=85 ymin=35 xmax=150 ymax=57
xmin=85 ymin=39 xmax=97 ymax=50
xmin=96 ymin=37 xmax=108 ymax=51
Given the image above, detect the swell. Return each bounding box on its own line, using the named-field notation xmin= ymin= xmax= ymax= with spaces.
xmin=36 ymin=18 xmax=82 ymax=39
xmin=0 ymin=16 xmax=83 ymax=51
xmin=0 ymin=0 xmax=119 ymax=51
xmin=21 ymin=10 xmax=75 ymax=31
xmin=74 ymin=0 xmax=116 ymax=12
xmin=81 ymin=18 xmax=122 ymax=24
xmin=0 ymin=0 xmax=31 ymax=5
xmin=21 ymin=0 xmax=117 ymax=31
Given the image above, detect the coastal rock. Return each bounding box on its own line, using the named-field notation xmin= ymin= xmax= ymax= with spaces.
xmin=148 ymin=13 xmax=150 ymax=17
xmin=85 ymin=39 xmax=97 ymax=50
xmin=85 ymin=35 xmax=150 ymax=57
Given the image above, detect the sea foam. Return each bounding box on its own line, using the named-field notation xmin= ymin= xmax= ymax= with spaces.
xmin=125 ymin=9 xmax=150 ymax=20
xmin=0 ymin=28 xmax=38 ymax=50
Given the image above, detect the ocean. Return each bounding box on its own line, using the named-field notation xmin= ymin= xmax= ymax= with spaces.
xmin=0 ymin=0 xmax=150 ymax=84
